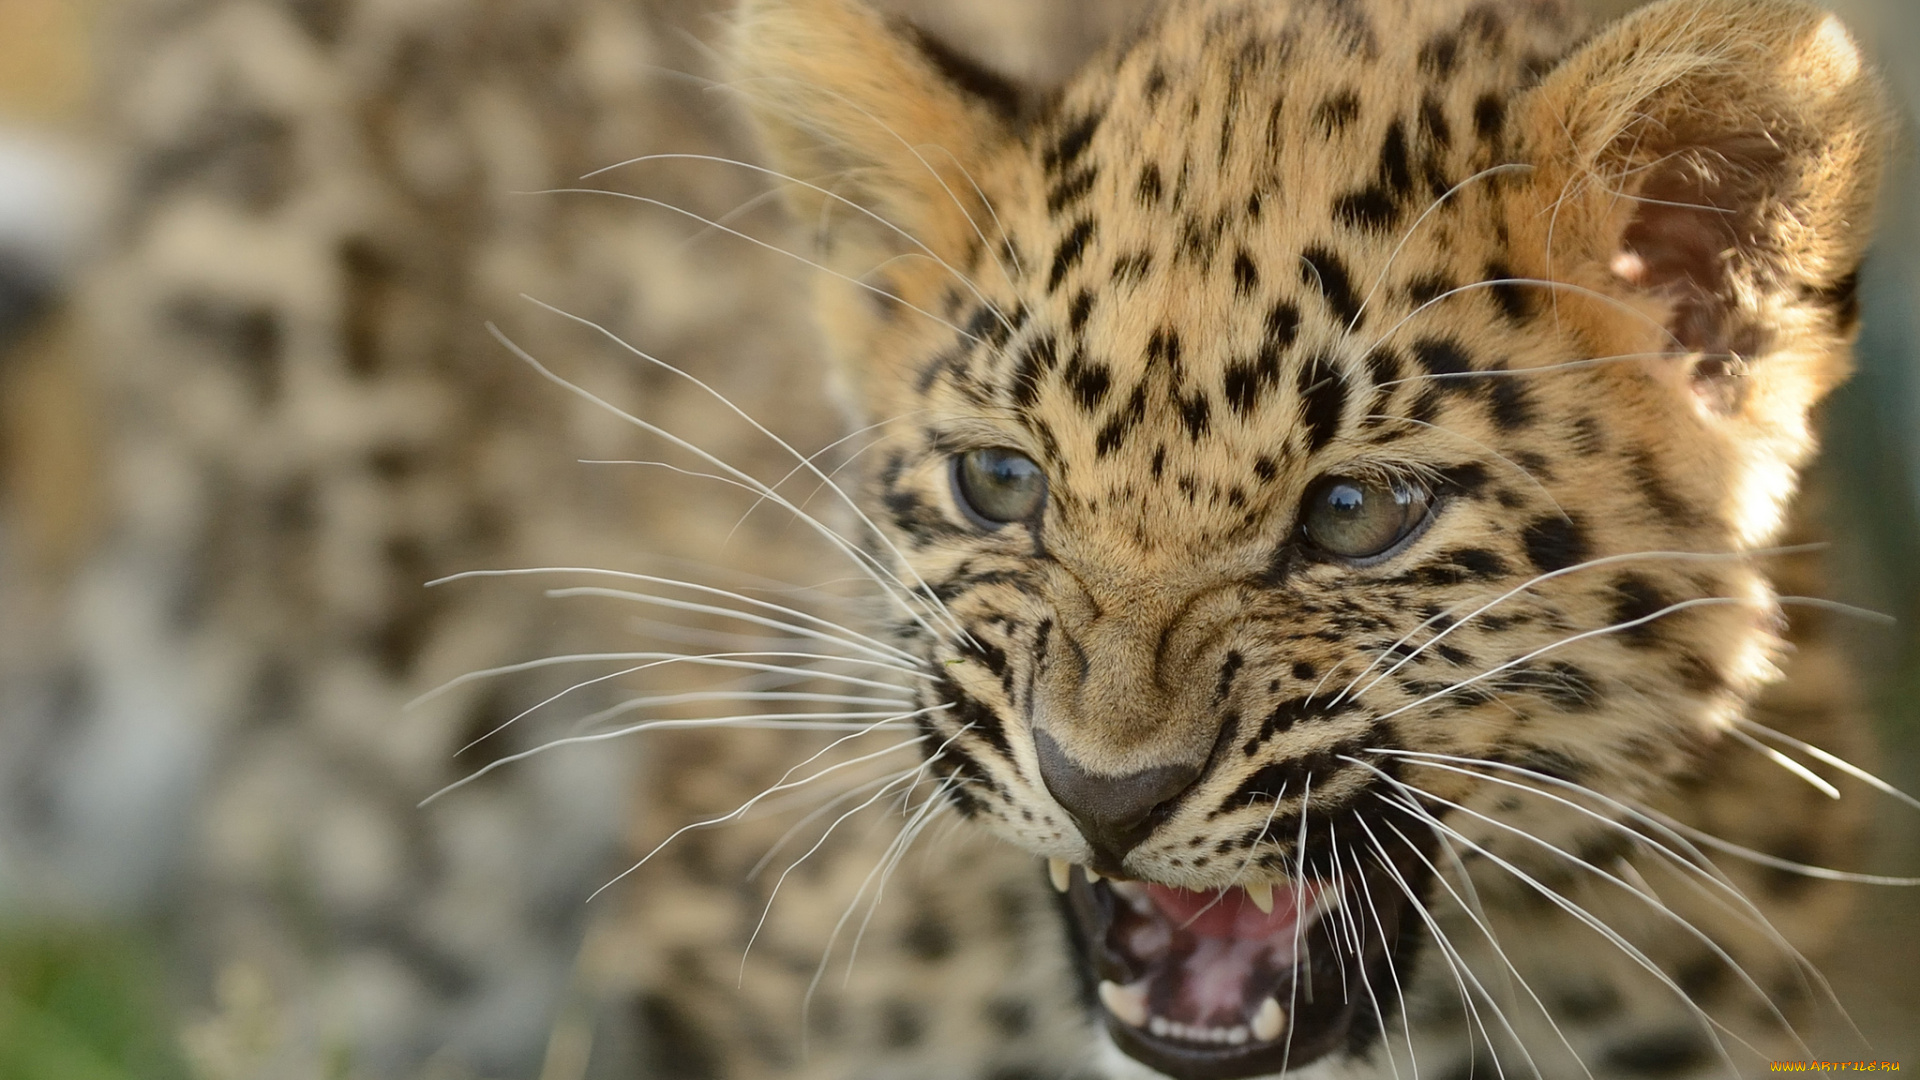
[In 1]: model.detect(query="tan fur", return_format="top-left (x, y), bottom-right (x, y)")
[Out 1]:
top-left (730, 0), bottom-right (1891, 1074)
top-left (8, 0), bottom-right (1893, 1077)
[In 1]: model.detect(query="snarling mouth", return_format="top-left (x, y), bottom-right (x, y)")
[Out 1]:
top-left (1053, 862), bottom-right (1413, 1080)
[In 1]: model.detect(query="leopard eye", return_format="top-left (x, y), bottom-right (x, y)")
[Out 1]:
top-left (953, 448), bottom-right (1047, 527)
top-left (1300, 475), bottom-right (1432, 560)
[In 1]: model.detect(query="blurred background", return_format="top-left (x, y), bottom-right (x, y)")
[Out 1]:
top-left (0, 0), bottom-right (1912, 1077)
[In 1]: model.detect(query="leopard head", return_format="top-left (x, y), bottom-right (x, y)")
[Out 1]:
top-left (732, 0), bottom-right (1886, 1074)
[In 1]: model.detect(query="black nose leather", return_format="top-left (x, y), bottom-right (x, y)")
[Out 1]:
top-left (1034, 729), bottom-right (1202, 868)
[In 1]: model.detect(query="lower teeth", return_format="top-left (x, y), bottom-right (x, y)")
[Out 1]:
top-left (1144, 1017), bottom-right (1254, 1045)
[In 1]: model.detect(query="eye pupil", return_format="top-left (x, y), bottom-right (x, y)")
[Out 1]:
top-left (954, 448), bottom-right (1047, 526)
top-left (1302, 475), bottom-right (1431, 559)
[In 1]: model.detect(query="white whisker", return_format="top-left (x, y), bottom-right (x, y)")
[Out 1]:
top-left (483, 326), bottom-right (962, 647)
top-left (1347, 162), bottom-right (1536, 332)
top-left (434, 566), bottom-right (917, 665)
top-left (592, 718), bottom-right (940, 903)
top-left (579, 153), bottom-right (1016, 328)
top-left (421, 710), bottom-right (919, 807)
top-left (1736, 717), bottom-right (1920, 815)
top-left (514, 299), bottom-right (974, 645)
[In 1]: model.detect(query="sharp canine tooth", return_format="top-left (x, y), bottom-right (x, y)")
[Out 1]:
top-left (1049, 859), bottom-right (1071, 893)
top-left (1245, 881), bottom-right (1274, 914)
top-left (1252, 997), bottom-right (1286, 1042)
top-left (1097, 981), bottom-right (1148, 1028)
top-left (1084, 866), bottom-right (1103, 884)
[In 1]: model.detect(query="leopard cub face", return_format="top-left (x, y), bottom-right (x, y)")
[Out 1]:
top-left (734, 0), bottom-right (1885, 1074)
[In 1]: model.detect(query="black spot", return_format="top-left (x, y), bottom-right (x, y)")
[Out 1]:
top-left (1265, 96), bottom-right (1287, 150)
top-left (1335, 185), bottom-right (1401, 231)
top-left (880, 999), bottom-right (925, 1048)
top-left (1148, 327), bottom-right (1182, 375)
top-left (1554, 982), bottom-right (1623, 1022)
top-left (1406, 273), bottom-right (1454, 306)
top-left (1313, 90), bottom-right (1361, 137)
top-left (905, 25), bottom-right (1029, 123)
top-left (1441, 547), bottom-right (1507, 579)
top-left (1430, 462), bottom-right (1490, 497)
top-left (1230, 736), bottom-right (1362, 802)
top-left (1356, 351), bottom-right (1402, 406)
top-left (1419, 94), bottom-right (1452, 147)
top-left (1600, 1030), bottom-right (1712, 1076)
top-left (288, 0), bottom-right (347, 44)
top-left (1411, 337), bottom-right (1473, 378)
top-left (1521, 515), bottom-right (1589, 574)
top-left (1407, 386), bottom-right (1442, 426)
top-left (1610, 574), bottom-right (1671, 646)
top-left (985, 997), bottom-right (1033, 1038)
top-left (1137, 163), bottom-right (1164, 206)
top-left (1570, 414), bottom-right (1606, 455)
top-left (637, 994), bottom-right (720, 1080)
top-left (1010, 334), bottom-right (1056, 408)
top-left (1224, 347), bottom-right (1282, 416)
top-left (1233, 250), bottom-right (1259, 296)
top-left (1377, 120), bottom-right (1413, 198)
top-left (1253, 456), bottom-right (1279, 482)
top-left (1487, 378), bottom-right (1534, 430)
top-left (1047, 166), bottom-right (1098, 214)
top-left (1812, 270), bottom-right (1861, 333)
top-left (1418, 32), bottom-right (1459, 77)
top-left (1047, 218), bottom-right (1096, 292)
top-left (1214, 651), bottom-right (1246, 704)
top-left (1629, 449), bottom-right (1694, 523)
top-left (1472, 93), bottom-right (1506, 141)
top-left (1044, 112), bottom-right (1103, 173)
top-left (1675, 954), bottom-right (1728, 999)
top-left (1295, 353), bottom-right (1348, 453)
top-left (1144, 65), bottom-right (1169, 104)
top-left (1300, 247), bottom-right (1362, 326)
top-left (1291, 661), bottom-right (1316, 681)
top-left (170, 297), bottom-right (285, 404)
top-left (1484, 261), bottom-right (1533, 321)
top-left (1111, 250), bottom-right (1154, 283)
top-left (1068, 290), bottom-right (1095, 334)
top-left (1179, 393), bottom-right (1212, 441)
top-left (1266, 301), bottom-right (1301, 347)
top-left (901, 911), bottom-right (956, 960)
top-left (1095, 384), bottom-right (1149, 457)
top-left (1067, 353), bottom-right (1113, 407)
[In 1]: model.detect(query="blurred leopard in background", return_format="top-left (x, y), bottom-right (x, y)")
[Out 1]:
top-left (0, 0), bottom-right (1910, 1078)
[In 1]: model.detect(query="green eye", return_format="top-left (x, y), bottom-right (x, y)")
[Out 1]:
top-left (953, 448), bottom-right (1047, 527)
top-left (1301, 476), bottom-right (1432, 559)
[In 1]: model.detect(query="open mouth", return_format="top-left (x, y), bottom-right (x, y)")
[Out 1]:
top-left (1052, 860), bottom-right (1414, 1080)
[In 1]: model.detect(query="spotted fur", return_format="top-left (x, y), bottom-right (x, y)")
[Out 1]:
top-left (5, 0), bottom-right (1893, 1077)
top-left (727, 0), bottom-right (1891, 1075)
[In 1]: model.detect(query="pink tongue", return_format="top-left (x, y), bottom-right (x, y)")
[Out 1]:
top-left (1145, 883), bottom-right (1308, 940)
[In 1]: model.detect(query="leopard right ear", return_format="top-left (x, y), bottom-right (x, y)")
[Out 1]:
top-left (729, 0), bottom-right (1033, 269)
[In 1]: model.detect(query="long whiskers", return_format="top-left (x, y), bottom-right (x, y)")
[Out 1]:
top-left (1328, 545), bottom-right (1825, 711)
top-left (1353, 760), bottom-right (1800, 1065)
top-left (577, 153), bottom-right (1018, 334)
top-left (511, 298), bottom-right (973, 645)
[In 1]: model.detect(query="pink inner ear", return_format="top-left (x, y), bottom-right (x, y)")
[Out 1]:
top-left (1613, 134), bottom-right (1786, 362)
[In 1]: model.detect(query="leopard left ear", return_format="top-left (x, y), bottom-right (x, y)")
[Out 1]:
top-left (730, 0), bottom-right (1032, 268)
top-left (1512, 0), bottom-right (1889, 413)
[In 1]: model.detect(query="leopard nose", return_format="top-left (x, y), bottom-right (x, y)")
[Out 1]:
top-left (1034, 729), bottom-right (1202, 868)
